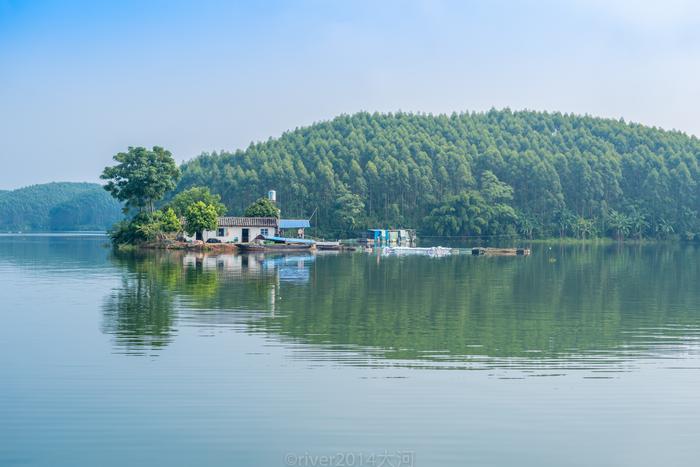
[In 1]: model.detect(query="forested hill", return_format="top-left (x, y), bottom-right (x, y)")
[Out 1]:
top-left (0, 182), bottom-right (122, 231)
top-left (177, 110), bottom-right (700, 239)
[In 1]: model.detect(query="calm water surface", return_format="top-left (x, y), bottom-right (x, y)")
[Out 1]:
top-left (2, 236), bottom-right (700, 466)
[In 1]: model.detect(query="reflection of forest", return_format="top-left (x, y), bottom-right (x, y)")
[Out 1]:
top-left (102, 251), bottom-right (312, 354)
top-left (102, 245), bottom-right (700, 365)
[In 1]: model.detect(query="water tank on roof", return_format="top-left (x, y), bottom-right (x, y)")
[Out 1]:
top-left (267, 190), bottom-right (277, 202)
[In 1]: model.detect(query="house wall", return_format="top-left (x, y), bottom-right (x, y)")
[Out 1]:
top-left (183, 226), bottom-right (274, 243)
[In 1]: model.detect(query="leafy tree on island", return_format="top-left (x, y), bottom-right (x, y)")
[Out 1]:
top-left (184, 201), bottom-right (219, 240)
top-left (168, 187), bottom-right (226, 217)
top-left (101, 146), bottom-right (180, 213)
top-left (109, 208), bottom-right (182, 244)
top-left (134, 208), bottom-right (182, 241)
top-left (160, 208), bottom-right (182, 233)
top-left (244, 197), bottom-right (280, 218)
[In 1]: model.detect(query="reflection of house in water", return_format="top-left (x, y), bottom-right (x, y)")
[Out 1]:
top-left (262, 255), bottom-right (314, 283)
top-left (183, 252), bottom-right (263, 273)
top-left (182, 252), bottom-right (314, 283)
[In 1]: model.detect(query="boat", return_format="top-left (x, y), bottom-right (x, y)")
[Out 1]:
top-left (381, 246), bottom-right (452, 257)
top-left (236, 234), bottom-right (316, 252)
top-left (316, 241), bottom-right (342, 251)
top-left (236, 243), bottom-right (315, 252)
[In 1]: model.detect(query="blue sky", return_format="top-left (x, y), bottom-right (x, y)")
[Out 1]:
top-left (1, 0), bottom-right (700, 189)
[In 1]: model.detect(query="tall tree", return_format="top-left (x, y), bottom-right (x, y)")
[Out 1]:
top-left (184, 202), bottom-right (218, 240)
top-left (101, 146), bottom-right (180, 213)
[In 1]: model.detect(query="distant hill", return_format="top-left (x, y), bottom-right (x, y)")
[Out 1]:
top-left (0, 182), bottom-right (122, 231)
top-left (177, 110), bottom-right (700, 239)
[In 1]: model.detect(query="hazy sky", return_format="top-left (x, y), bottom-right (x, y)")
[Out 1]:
top-left (2, 0), bottom-right (700, 189)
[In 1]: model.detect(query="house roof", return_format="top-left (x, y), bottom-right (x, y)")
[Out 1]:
top-left (218, 217), bottom-right (278, 227)
top-left (279, 219), bottom-right (311, 229)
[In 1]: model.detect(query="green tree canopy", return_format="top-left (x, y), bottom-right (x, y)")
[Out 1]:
top-left (101, 146), bottom-right (180, 213)
top-left (0, 182), bottom-right (122, 232)
top-left (335, 189), bottom-right (365, 230)
top-left (170, 111), bottom-right (700, 239)
top-left (184, 201), bottom-right (218, 238)
top-left (160, 208), bottom-right (182, 233)
top-left (243, 197), bottom-right (280, 218)
top-left (168, 186), bottom-right (226, 217)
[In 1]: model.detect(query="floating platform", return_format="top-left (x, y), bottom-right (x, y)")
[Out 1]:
top-left (471, 247), bottom-right (531, 256)
top-left (382, 246), bottom-right (452, 257)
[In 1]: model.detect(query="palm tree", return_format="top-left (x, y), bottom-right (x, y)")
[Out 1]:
top-left (629, 210), bottom-right (648, 241)
top-left (608, 209), bottom-right (631, 241)
top-left (655, 218), bottom-right (674, 239)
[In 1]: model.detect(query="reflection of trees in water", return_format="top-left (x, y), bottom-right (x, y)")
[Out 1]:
top-left (102, 250), bottom-right (282, 354)
top-left (102, 245), bottom-right (700, 365)
top-left (102, 272), bottom-right (176, 354)
top-left (102, 252), bottom-right (183, 354)
top-left (249, 245), bottom-right (700, 363)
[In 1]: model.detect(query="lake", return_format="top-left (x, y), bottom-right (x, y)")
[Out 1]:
top-left (2, 235), bottom-right (700, 466)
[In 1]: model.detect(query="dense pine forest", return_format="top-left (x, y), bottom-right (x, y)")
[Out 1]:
top-left (0, 182), bottom-right (123, 231)
top-left (175, 110), bottom-right (700, 240)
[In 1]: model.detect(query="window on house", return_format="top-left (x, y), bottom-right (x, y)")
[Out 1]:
top-left (260, 228), bottom-right (269, 236)
top-left (217, 228), bottom-right (225, 237)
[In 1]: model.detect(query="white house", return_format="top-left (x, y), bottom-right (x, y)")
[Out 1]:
top-left (183, 217), bottom-right (278, 243)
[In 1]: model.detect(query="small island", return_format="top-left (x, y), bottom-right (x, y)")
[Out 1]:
top-left (100, 146), bottom-right (310, 251)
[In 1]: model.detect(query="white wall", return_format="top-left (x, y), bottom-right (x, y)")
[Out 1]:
top-left (183, 226), bottom-right (274, 243)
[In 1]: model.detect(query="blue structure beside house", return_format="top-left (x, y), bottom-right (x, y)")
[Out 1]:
top-left (279, 219), bottom-right (311, 238)
top-left (279, 219), bottom-right (311, 229)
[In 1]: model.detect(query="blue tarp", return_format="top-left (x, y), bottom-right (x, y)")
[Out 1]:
top-left (279, 219), bottom-right (311, 229)
top-left (261, 235), bottom-right (315, 245)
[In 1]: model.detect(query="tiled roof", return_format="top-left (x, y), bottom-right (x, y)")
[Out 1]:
top-left (217, 217), bottom-right (278, 227)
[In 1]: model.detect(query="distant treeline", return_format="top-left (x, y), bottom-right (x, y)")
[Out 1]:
top-left (175, 110), bottom-right (700, 240)
top-left (0, 182), bottom-right (122, 231)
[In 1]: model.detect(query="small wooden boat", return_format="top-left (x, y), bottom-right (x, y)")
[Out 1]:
top-left (237, 234), bottom-right (316, 252)
top-left (316, 241), bottom-right (342, 251)
top-left (236, 243), bottom-right (316, 252)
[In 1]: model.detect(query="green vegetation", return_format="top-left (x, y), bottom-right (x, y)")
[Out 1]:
top-left (100, 146), bottom-right (221, 246)
top-left (101, 146), bottom-right (181, 214)
top-left (183, 201), bottom-right (218, 239)
top-left (167, 186), bottom-right (226, 217)
top-left (0, 182), bottom-right (122, 231)
top-left (243, 197), bottom-right (280, 218)
top-left (175, 110), bottom-right (700, 240)
top-left (108, 208), bottom-right (181, 244)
